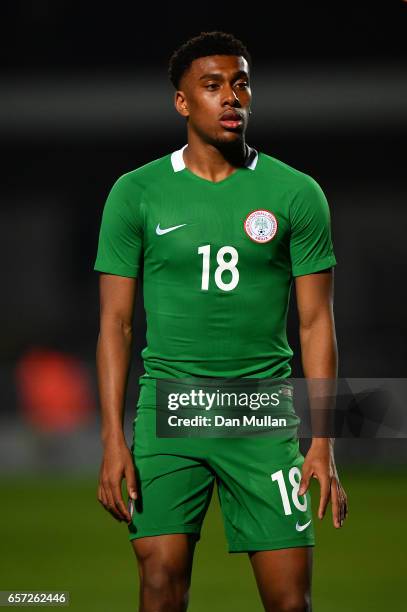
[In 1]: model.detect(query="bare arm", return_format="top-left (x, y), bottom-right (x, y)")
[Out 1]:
top-left (96, 273), bottom-right (138, 523)
top-left (295, 269), bottom-right (348, 528)
top-left (296, 269), bottom-right (337, 380)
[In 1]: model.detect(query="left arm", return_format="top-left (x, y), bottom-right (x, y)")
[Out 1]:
top-left (295, 269), bottom-right (348, 528)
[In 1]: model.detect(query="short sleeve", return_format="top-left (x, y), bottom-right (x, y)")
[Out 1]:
top-left (93, 175), bottom-right (143, 278)
top-left (289, 177), bottom-right (337, 277)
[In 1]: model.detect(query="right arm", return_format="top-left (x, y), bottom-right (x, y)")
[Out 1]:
top-left (96, 272), bottom-right (138, 523)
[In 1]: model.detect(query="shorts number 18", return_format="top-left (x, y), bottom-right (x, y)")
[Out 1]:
top-left (271, 467), bottom-right (307, 515)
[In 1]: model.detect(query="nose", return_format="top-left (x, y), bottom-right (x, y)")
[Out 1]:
top-left (223, 84), bottom-right (240, 106)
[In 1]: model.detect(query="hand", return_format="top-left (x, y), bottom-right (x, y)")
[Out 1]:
top-left (298, 439), bottom-right (348, 528)
top-left (97, 439), bottom-right (138, 523)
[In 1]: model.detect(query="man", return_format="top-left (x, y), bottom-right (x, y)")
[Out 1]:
top-left (94, 31), bottom-right (348, 612)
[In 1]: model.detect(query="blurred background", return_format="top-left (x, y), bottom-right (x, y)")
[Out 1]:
top-left (1, 2), bottom-right (406, 611)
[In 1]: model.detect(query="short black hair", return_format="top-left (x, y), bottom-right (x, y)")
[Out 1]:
top-left (168, 31), bottom-right (252, 90)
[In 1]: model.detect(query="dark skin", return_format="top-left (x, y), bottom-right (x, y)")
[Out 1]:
top-left (175, 54), bottom-right (252, 181)
top-left (96, 54), bottom-right (348, 611)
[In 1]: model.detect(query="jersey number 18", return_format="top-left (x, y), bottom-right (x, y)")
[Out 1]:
top-left (198, 244), bottom-right (239, 291)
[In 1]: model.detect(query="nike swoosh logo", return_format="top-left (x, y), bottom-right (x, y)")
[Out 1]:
top-left (296, 519), bottom-right (312, 532)
top-left (156, 223), bottom-right (187, 235)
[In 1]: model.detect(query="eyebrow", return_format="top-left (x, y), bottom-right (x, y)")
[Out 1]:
top-left (198, 70), bottom-right (249, 81)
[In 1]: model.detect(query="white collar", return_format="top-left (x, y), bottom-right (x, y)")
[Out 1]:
top-left (171, 143), bottom-right (259, 173)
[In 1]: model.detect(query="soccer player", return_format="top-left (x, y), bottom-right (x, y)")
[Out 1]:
top-left (94, 31), bottom-right (348, 612)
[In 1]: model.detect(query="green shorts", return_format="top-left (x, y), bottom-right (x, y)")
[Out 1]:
top-left (127, 404), bottom-right (315, 553)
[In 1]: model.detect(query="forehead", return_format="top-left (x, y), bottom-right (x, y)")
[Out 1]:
top-left (186, 54), bottom-right (249, 82)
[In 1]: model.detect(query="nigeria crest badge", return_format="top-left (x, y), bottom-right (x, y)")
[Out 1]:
top-left (244, 209), bottom-right (278, 243)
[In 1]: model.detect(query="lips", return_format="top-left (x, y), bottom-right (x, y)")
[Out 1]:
top-left (219, 110), bottom-right (244, 130)
top-left (220, 110), bottom-right (243, 121)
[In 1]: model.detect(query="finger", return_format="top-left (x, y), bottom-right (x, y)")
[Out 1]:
top-left (341, 492), bottom-right (348, 522)
top-left (125, 462), bottom-right (138, 501)
top-left (97, 484), bottom-right (105, 507)
top-left (127, 496), bottom-right (135, 525)
top-left (104, 481), bottom-right (124, 522)
top-left (339, 485), bottom-right (346, 525)
top-left (331, 479), bottom-right (341, 528)
top-left (100, 483), bottom-right (120, 521)
top-left (336, 481), bottom-right (347, 524)
top-left (341, 499), bottom-right (347, 524)
top-left (298, 465), bottom-right (312, 496)
top-left (337, 484), bottom-right (347, 527)
top-left (99, 484), bottom-right (109, 509)
top-left (98, 472), bottom-right (108, 507)
top-left (111, 481), bottom-right (131, 522)
top-left (318, 476), bottom-right (331, 519)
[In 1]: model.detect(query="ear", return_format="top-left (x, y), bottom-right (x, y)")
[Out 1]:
top-left (174, 91), bottom-right (189, 118)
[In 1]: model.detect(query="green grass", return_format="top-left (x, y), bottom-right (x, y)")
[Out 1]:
top-left (0, 467), bottom-right (406, 611)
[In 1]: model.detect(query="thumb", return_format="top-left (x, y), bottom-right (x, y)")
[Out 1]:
top-left (125, 463), bottom-right (138, 500)
top-left (298, 469), bottom-right (311, 496)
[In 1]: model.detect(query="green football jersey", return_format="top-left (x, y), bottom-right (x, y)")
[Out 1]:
top-left (94, 143), bottom-right (336, 406)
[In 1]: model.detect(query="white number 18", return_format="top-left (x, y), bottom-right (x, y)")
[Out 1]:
top-left (271, 467), bottom-right (308, 515)
top-left (198, 244), bottom-right (239, 291)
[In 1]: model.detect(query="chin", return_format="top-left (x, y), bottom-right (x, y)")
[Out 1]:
top-left (214, 131), bottom-right (244, 146)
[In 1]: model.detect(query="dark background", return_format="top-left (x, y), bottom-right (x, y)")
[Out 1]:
top-left (1, 4), bottom-right (406, 611)
top-left (2, 3), bottom-right (406, 384)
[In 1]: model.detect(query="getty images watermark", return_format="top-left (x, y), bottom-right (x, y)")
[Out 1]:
top-left (166, 385), bottom-right (291, 430)
top-left (154, 377), bottom-right (407, 438)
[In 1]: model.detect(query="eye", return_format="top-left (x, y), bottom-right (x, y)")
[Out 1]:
top-left (205, 83), bottom-right (218, 90)
top-left (237, 82), bottom-right (249, 89)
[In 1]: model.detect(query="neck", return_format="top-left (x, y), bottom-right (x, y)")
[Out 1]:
top-left (183, 133), bottom-right (248, 183)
